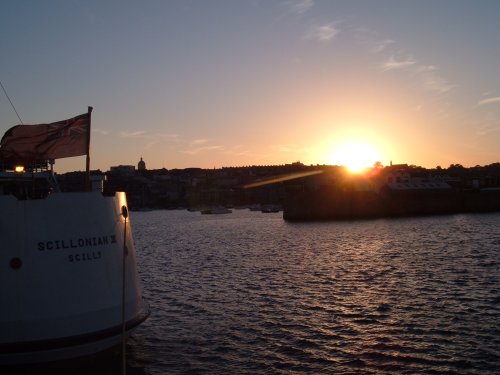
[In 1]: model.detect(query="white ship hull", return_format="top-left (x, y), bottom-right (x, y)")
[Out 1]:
top-left (0, 191), bottom-right (149, 364)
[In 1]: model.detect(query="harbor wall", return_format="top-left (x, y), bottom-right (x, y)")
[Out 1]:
top-left (283, 189), bottom-right (500, 221)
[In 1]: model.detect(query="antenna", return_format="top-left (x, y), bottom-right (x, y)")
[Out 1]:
top-left (0, 80), bottom-right (23, 124)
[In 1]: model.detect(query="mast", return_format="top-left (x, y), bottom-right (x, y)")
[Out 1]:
top-left (85, 106), bottom-right (93, 191)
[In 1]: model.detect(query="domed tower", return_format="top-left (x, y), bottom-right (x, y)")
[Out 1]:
top-left (138, 157), bottom-right (146, 171)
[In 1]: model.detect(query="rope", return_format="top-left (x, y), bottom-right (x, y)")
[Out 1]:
top-left (121, 205), bottom-right (129, 375)
top-left (0, 80), bottom-right (23, 124)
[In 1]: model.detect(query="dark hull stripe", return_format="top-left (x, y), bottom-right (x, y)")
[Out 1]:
top-left (0, 309), bottom-right (149, 354)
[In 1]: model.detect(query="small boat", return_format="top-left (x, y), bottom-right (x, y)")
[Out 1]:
top-left (261, 204), bottom-right (281, 213)
top-left (201, 207), bottom-right (232, 214)
top-left (0, 109), bottom-right (149, 364)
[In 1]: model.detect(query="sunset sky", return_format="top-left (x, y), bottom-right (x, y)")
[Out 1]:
top-left (1, 0), bottom-right (500, 172)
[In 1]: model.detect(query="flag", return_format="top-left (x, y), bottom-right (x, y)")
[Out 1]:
top-left (0, 112), bottom-right (90, 163)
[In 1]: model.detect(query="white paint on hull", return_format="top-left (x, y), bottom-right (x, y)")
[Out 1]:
top-left (0, 191), bottom-right (149, 364)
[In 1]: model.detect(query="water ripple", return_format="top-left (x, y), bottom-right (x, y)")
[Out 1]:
top-left (129, 211), bottom-right (500, 374)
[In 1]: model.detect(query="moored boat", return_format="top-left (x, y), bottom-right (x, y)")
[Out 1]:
top-left (0, 109), bottom-right (149, 364)
top-left (261, 204), bottom-right (281, 213)
top-left (201, 206), bottom-right (232, 214)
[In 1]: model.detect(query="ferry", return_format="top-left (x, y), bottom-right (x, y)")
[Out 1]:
top-left (0, 109), bottom-right (149, 364)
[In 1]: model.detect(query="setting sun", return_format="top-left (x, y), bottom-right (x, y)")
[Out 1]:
top-left (329, 141), bottom-right (381, 173)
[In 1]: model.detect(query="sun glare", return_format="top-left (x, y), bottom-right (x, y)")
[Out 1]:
top-left (329, 141), bottom-right (381, 173)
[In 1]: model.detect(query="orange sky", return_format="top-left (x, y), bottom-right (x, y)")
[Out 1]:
top-left (2, 1), bottom-right (500, 172)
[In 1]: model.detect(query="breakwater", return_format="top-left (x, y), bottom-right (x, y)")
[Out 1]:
top-left (284, 188), bottom-right (500, 221)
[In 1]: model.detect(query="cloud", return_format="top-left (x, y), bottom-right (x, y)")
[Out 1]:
top-left (222, 145), bottom-right (251, 156)
top-left (289, 0), bottom-right (314, 15)
top-left (272, 143), bottom-right (312, 154)
top-left (181, 139), bottom-right (224, 155)
top-left (381, 58), bottom-right (454, 94)
top-left (304, 23), bottom-right (339, 42)
top-left (118, 131), bottom-right (182, 150)
top-left (92, 128), bottom-right (109, 136)
top-left (413, 65), bottom-right (455, 93)
top-left (145, 140), bottom-right (160, 149)
top-left (356, 25), bottom-right (458, 99)
top-left (468, 106), bottom-right (500, 137)
top-left (278, 145), bottom-right (293, 152)
top-left (419, 69), bottom-right (455, 94)
top-left (353, 27), bottom-right (395, 54)
top-left (381, 56), bottom-right (416, 71)
top-left (182, 145), bottom-right (223, 155)
top-left (190, 139), bottom-right (209, 145)
top-left (478, 97), bottom-right (500, 106)
top-left (477, 124), bottom-right (500, 136)
top-left (372, 39), bottom-right (395, 53)
top-left (120, 130), bottom-right (147, 138)
top-left (475, 113), bottom-right (500, 136)
top-left (157, 132), bottom-right (179, 139)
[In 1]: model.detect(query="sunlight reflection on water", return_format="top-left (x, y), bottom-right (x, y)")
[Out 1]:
top-left (130, 210), bottom-right (500, 374)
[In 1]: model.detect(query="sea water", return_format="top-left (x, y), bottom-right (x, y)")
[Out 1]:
top-left (125, 210), bottom-right (500, 374)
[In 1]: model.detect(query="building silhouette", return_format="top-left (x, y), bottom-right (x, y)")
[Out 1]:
top-left (138, 157), bottom-right (146, 171)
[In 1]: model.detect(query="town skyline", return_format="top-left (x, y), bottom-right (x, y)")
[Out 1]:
top-left (101, 156), bottom-right (498, 173)
top-left (2, 1), bottom-right (500, 173)
top-left (57, 156), bottom-right (499, 212)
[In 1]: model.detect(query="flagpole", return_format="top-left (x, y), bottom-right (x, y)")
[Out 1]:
top-left (85, 106), bottom-right (93, 191)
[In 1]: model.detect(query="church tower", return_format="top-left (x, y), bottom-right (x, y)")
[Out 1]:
top-left (138, 157), bottom-right (146, 171)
